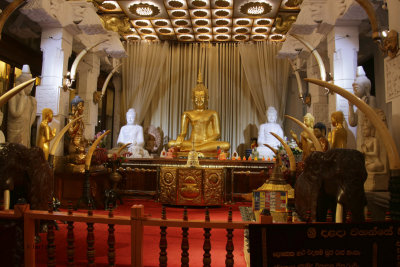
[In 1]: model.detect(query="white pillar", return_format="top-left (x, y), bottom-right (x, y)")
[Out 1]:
top-left (387, 0), bottom-right (400, 152)
top-left (76, 53), bottom-right (100, 141)
top-left (36, 28), bottom-right (73, 156)
top-left (327, 25), bottom-right (359, 149)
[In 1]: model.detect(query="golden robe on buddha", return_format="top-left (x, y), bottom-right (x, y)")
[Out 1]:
top-left (168, 73), bottom-right (230, 153)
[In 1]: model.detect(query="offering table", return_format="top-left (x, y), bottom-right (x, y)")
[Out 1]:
top-left (120, 158), bottom-right (274, 203)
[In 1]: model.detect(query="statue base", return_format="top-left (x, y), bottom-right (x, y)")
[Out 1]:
top-left (365, 172), bottom-right (389, 191)
top-left (177, 151), bottom-right (219, 159)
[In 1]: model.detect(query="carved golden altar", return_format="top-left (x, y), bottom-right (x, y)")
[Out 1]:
top-left (159, 166), bottom-right (224, 206)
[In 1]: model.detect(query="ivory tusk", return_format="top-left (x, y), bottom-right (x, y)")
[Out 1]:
top-left (290, 34), bottom-right (326, 82)
top-left (0, 78), bottom-right (36, 107)
top-left (0, 0), bottom-right (25, 40)
top-left (355, 0), bottom-right (380, 41)
top-left (69, 39), bottom-right (108, 81)
top-left (336, 203), bottom-right (343, 223)
top-left (285, 115), bottom-right (323, 152)
top-left (101, 63), bottom-right (122, 97)
top-left (3, 190), bottom-right (10, 210)
top-left (264, 143), bottom-right (277, 155)
top-left (271, 132), bottom-right (296, 172)
top-left (288, 59), bottom-right (304, 100)
top-left (305, 78), bottom-right (400, 170)
top-left (117, 143), bottom-right (131, 157)
top-left (85, 130), bottom-right (110, 170)
top-left (49, 116), bottom-right (83, 158)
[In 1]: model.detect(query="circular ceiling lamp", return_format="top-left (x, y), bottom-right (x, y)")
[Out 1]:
top-left (178, 28), bottom-right (192, 33)
top-left (215, 0), bottom-right (230, 7)
top-left (240, 2), bottom-right (272, 16)
top-left (145, 35), bottom-right (158, 41)
top-left (270, 34), bottom-right (285, 41)
top-left (101, 1), bottom-right (117, 10)
top-left (129, 3), bottom-right (160, 17)
top-left (215, 18), bottom-right (230, 26)
top-left (158, 28), bottom-right (173, 34)
top-left (214, 9), bottom-right (230, 17)
top-left (134, 20), bottom-right (150, 27)
top-left (192, 0), bottom-right (207, 7)
top-left (168, 0), bottom-right (184, 8)
top-left (171, 10), bottom-right (187, 17)
top-left (252, 35), bottom-right (266, 41)
top-left (215, 27), bottom-right (229, 33)
top-left (179, 35), bottom-right (194, 41)
top-left (235, 27), bottom-right (249, 34)
top-left (254, 27), bottom-right (269, 33)
top-left (235, 19), bottom-right (251, 26)
top-left (255, 19), bottom-right (271, 26)
top-left (216, 35), bottom-right (229, 40)
top-left (234, 35), bottom-right (247, 41)
top-left (196, 27), bottom-right (210, 33)
top-left (197, 34), bottom-right (211, 40)
top-left (193, 10), bottom-right (208, 17)
top-left (154, 20), bottom-right (169, 26)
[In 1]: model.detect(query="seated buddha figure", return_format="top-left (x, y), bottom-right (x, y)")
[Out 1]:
top-left (257, 106), bottom-right (284, 160)
top-left (168, 74), bottom-right (230, 154)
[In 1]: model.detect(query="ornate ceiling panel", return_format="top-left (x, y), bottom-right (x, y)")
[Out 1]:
top-left (96, 0), bottom-right (302, 42)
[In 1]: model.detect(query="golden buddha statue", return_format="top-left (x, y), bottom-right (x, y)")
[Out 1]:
top-left (168, 72), bottom-right (230, 155)
top-left (37, 108), bottom-right (56, 160)
top-left (290, 113), bottom-right (315, 160)
top-left (328, 111), bottom-right (347, 149)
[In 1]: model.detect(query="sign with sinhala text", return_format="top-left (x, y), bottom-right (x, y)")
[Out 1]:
top-left (249, 222), bottom-right (400, 267)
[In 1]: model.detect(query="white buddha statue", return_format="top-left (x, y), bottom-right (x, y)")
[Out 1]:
top-left (7, 65), bottom-right (37, 148)
top-left (257, 106), bottom-right (284, 160)
top-left (117, 108), bottom-right (150, 158)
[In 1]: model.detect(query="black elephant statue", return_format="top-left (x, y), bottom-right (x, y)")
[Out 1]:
top-left (295, 149), bottom-right (367, 222)
top-left (0, 143), bottom-right (53, 210)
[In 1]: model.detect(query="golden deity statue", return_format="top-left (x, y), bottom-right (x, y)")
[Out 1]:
top-left (328, 111), bottom-right (347, 149)
top-left (290, 113), bottom-right (315, 160)
top-left (37, 108), bottom-right (56, 160)
top-left (168, 72), bottom-right (230, 155)
top-left (68, 95), bottom-right (86, 165)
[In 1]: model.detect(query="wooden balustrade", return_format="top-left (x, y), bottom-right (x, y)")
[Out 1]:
top-left (1, 203), bottom-right (254, 267)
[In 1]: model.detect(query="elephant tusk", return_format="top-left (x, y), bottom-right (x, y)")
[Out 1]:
top-left (354, 0), bottom-right (380, 42)
top-left (305, 78), bottom-right (400, 171)
top-left (69, 39), bottom-right (108, 82)
top-left (264, 143), bottom-right (277, 155)
top-left (117, 143), bottom-right (131, 157)
top-left (270, 132), bottom-right (296, 172)
top-left (100, 63), bottom-right (122, 97)
top-left (0, 0), bottom-right (25, 40)
top-left (85, 130), bottom-right (110, 171)
top-left (3, 189), bottom-right (10, 210)
top-left (0, 78), bottom-right (36, 107)
top-left (285, 114), bottom-right (323, 152)
top-left (336, 203), bottom-right (343, 223)
top-left (288, 59), bottom-right (304, 101)
top-left (290, 34), bottom-right (326, 82)
top-left (49, 116), bottom-right (83, 159)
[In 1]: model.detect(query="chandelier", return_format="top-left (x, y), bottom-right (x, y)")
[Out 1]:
top-left (129, 3), bottom-right (160, 17)
top-left (240, 2), bottom-right (272, 16)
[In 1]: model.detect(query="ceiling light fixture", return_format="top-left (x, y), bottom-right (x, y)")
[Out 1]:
top-left (129, 3), bottom-right (160, 17)
top-left (240, 2), bottom-right (272, 16)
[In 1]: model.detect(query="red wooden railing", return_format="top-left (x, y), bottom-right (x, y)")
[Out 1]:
top-left (0, 203), bottom-right (253, 267)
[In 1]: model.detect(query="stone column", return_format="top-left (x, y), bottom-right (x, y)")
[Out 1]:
top-left (76, 53), bottom-right (100, 141)
top-left (327, 25), bottom-right (359, 149)
top-left (36, 28), bottom-right (73, 156)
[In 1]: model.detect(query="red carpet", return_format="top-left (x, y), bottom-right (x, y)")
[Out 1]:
top-left (36, 199), bottom-right (250, 266)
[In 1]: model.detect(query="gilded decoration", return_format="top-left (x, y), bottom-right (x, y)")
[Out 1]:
top-left (274, 14), bottom-right (298, 34)
top-left (159, 167), bottom-right (177, 203)
top-left (177, 169), bottom-right (202, 205)
top-left (204, 169), bottom-right (224, 205)
top-left (101, 15), bottom-right (132, 35)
